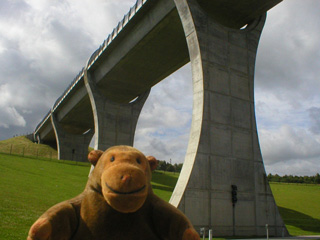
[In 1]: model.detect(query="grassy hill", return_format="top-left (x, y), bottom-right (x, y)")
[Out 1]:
top-left (0, 136), bottom-right (58, 159)
top-left (0, 153), bottom-right (319, 239)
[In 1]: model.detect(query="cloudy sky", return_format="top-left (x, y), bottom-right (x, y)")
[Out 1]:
top-left (0, 0), bottom-right (319, 176)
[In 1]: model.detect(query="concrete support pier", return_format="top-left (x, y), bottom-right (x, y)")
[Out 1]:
top-left (84, 70), bottom-right (150, 151)
top-left (51, 112), bottom-right (94, 162)
top-left (170, 0), bottom-right (288, 237)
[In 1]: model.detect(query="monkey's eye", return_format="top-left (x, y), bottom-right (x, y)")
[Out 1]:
top-left (136, 158), bottom-right (141, 164)
top-left (110, 156), bottom-right (115, 162)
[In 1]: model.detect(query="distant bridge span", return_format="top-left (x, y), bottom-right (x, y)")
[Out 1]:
top-left (34, 0), bottom-right (189, 147)
top-left (34, 0), bottom-right (287, 237)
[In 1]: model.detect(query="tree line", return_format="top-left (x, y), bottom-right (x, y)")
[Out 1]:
top-left (155, 159), bottom-right (320, 184)
top-left (267, 173), bottom-right (320, 184)
top-left (156, 160), bottom-right (183, 173)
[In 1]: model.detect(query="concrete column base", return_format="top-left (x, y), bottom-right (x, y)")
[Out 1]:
top-left (51, 112), bottom-right (94, 162)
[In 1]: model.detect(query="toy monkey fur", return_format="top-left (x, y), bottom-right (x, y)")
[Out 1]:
top-left (28, 145), bottom-right (200, 240)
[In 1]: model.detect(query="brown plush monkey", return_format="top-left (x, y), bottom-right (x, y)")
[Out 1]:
top-left (28, 145), bottom-right (200, 240)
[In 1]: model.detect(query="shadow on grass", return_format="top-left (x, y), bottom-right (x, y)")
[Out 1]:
top-left (151, 171), bottom-right (179, 187)
top-left (151, 184), bottom-right (174, 192)
top-left (278, 206), bottom-right (320, 234)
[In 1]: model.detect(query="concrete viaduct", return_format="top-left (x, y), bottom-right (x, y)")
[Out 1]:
top-left (33, 0), bottom-right (287, 237)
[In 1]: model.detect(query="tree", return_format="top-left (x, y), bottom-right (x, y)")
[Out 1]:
top-left (315, 173), bottom-right (320, 184)
top-left (166, 165), bottom-right (175, 172)
top-left (157, 160), bottom-right (168, 172)
top-left (174, 163), bottom-right (183, 173)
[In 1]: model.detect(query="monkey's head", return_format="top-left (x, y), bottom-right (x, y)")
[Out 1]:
top-left (88, 146), bottom-right (157, 213)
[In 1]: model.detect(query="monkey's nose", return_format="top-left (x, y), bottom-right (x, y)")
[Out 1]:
top-left (121, 174), bottom-right (131, 184)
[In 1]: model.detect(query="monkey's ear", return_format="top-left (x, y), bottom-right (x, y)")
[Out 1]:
top-left (88, 150), bottom-right (104, 166)
top-left (147, 156), bottom-right (158, 171)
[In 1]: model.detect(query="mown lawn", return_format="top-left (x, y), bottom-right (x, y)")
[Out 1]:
top-left (151, 171), bottom-right (179, 202)
top-left (0, 154), bottom-right (90, 239)
top-left (0, 153), bottom-right (178, 239)
top-left (270, 182), bottom-right (320, 236)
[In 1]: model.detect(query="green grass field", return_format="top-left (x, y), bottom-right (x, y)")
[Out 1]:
top-left (0, 153), bottom-right (179, 239)
top-left (0, 153), bottom-right (319, 239)
top-left (0, 154), bottom-right (90, 239)
top-left (270, 182), bottom-right (320, 236)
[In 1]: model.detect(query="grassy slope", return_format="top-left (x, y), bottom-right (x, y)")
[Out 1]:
top-left (151, 171), bottom-right (179, 202)
top-left (0, 154), bottom-right (90, 239)
top-left (270, 182), bottom-right (320, 236)
top-left (0, 136), bottom-right (58, 159)
top-left (0, 154), bottom-right (179, 239)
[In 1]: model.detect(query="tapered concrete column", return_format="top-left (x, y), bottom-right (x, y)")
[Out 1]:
top-left (171, 0), bottom-right (287, 237)
top-left (34, 133), bottom-right (41, 144)
top-left (84, 70), bottom-right (150, 151)
top-left (51, 112), bottom-right (94, 162)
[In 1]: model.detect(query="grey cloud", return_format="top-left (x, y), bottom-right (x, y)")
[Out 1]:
top-left (253, 1), bottom-right (320, 176)
top-left (0, 42), bottom-right (65, 110)
top-left (149, 138), bottom-right (171, 157)
top-left (308, 107), bottom-right (320, 134)
top-left (260, 125), bottom-right (320, 164)
top-left (0, 106), bottom-right (26, 128)
top-left (135, 133), bottom-right (189, 163)
top-left (265, 157), bottom-right (320, 176)
top-left (47, 19), bottom-right (96, 66)
top-left (255, 0), bottom-right (320, 104)
top-left (0, 0), bottom-right (30, 20)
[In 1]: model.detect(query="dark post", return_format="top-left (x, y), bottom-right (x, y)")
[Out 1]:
top-left (72, 149), bottom-right (75, 161)
top-left (231, 185), bottom-right (238, 236)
